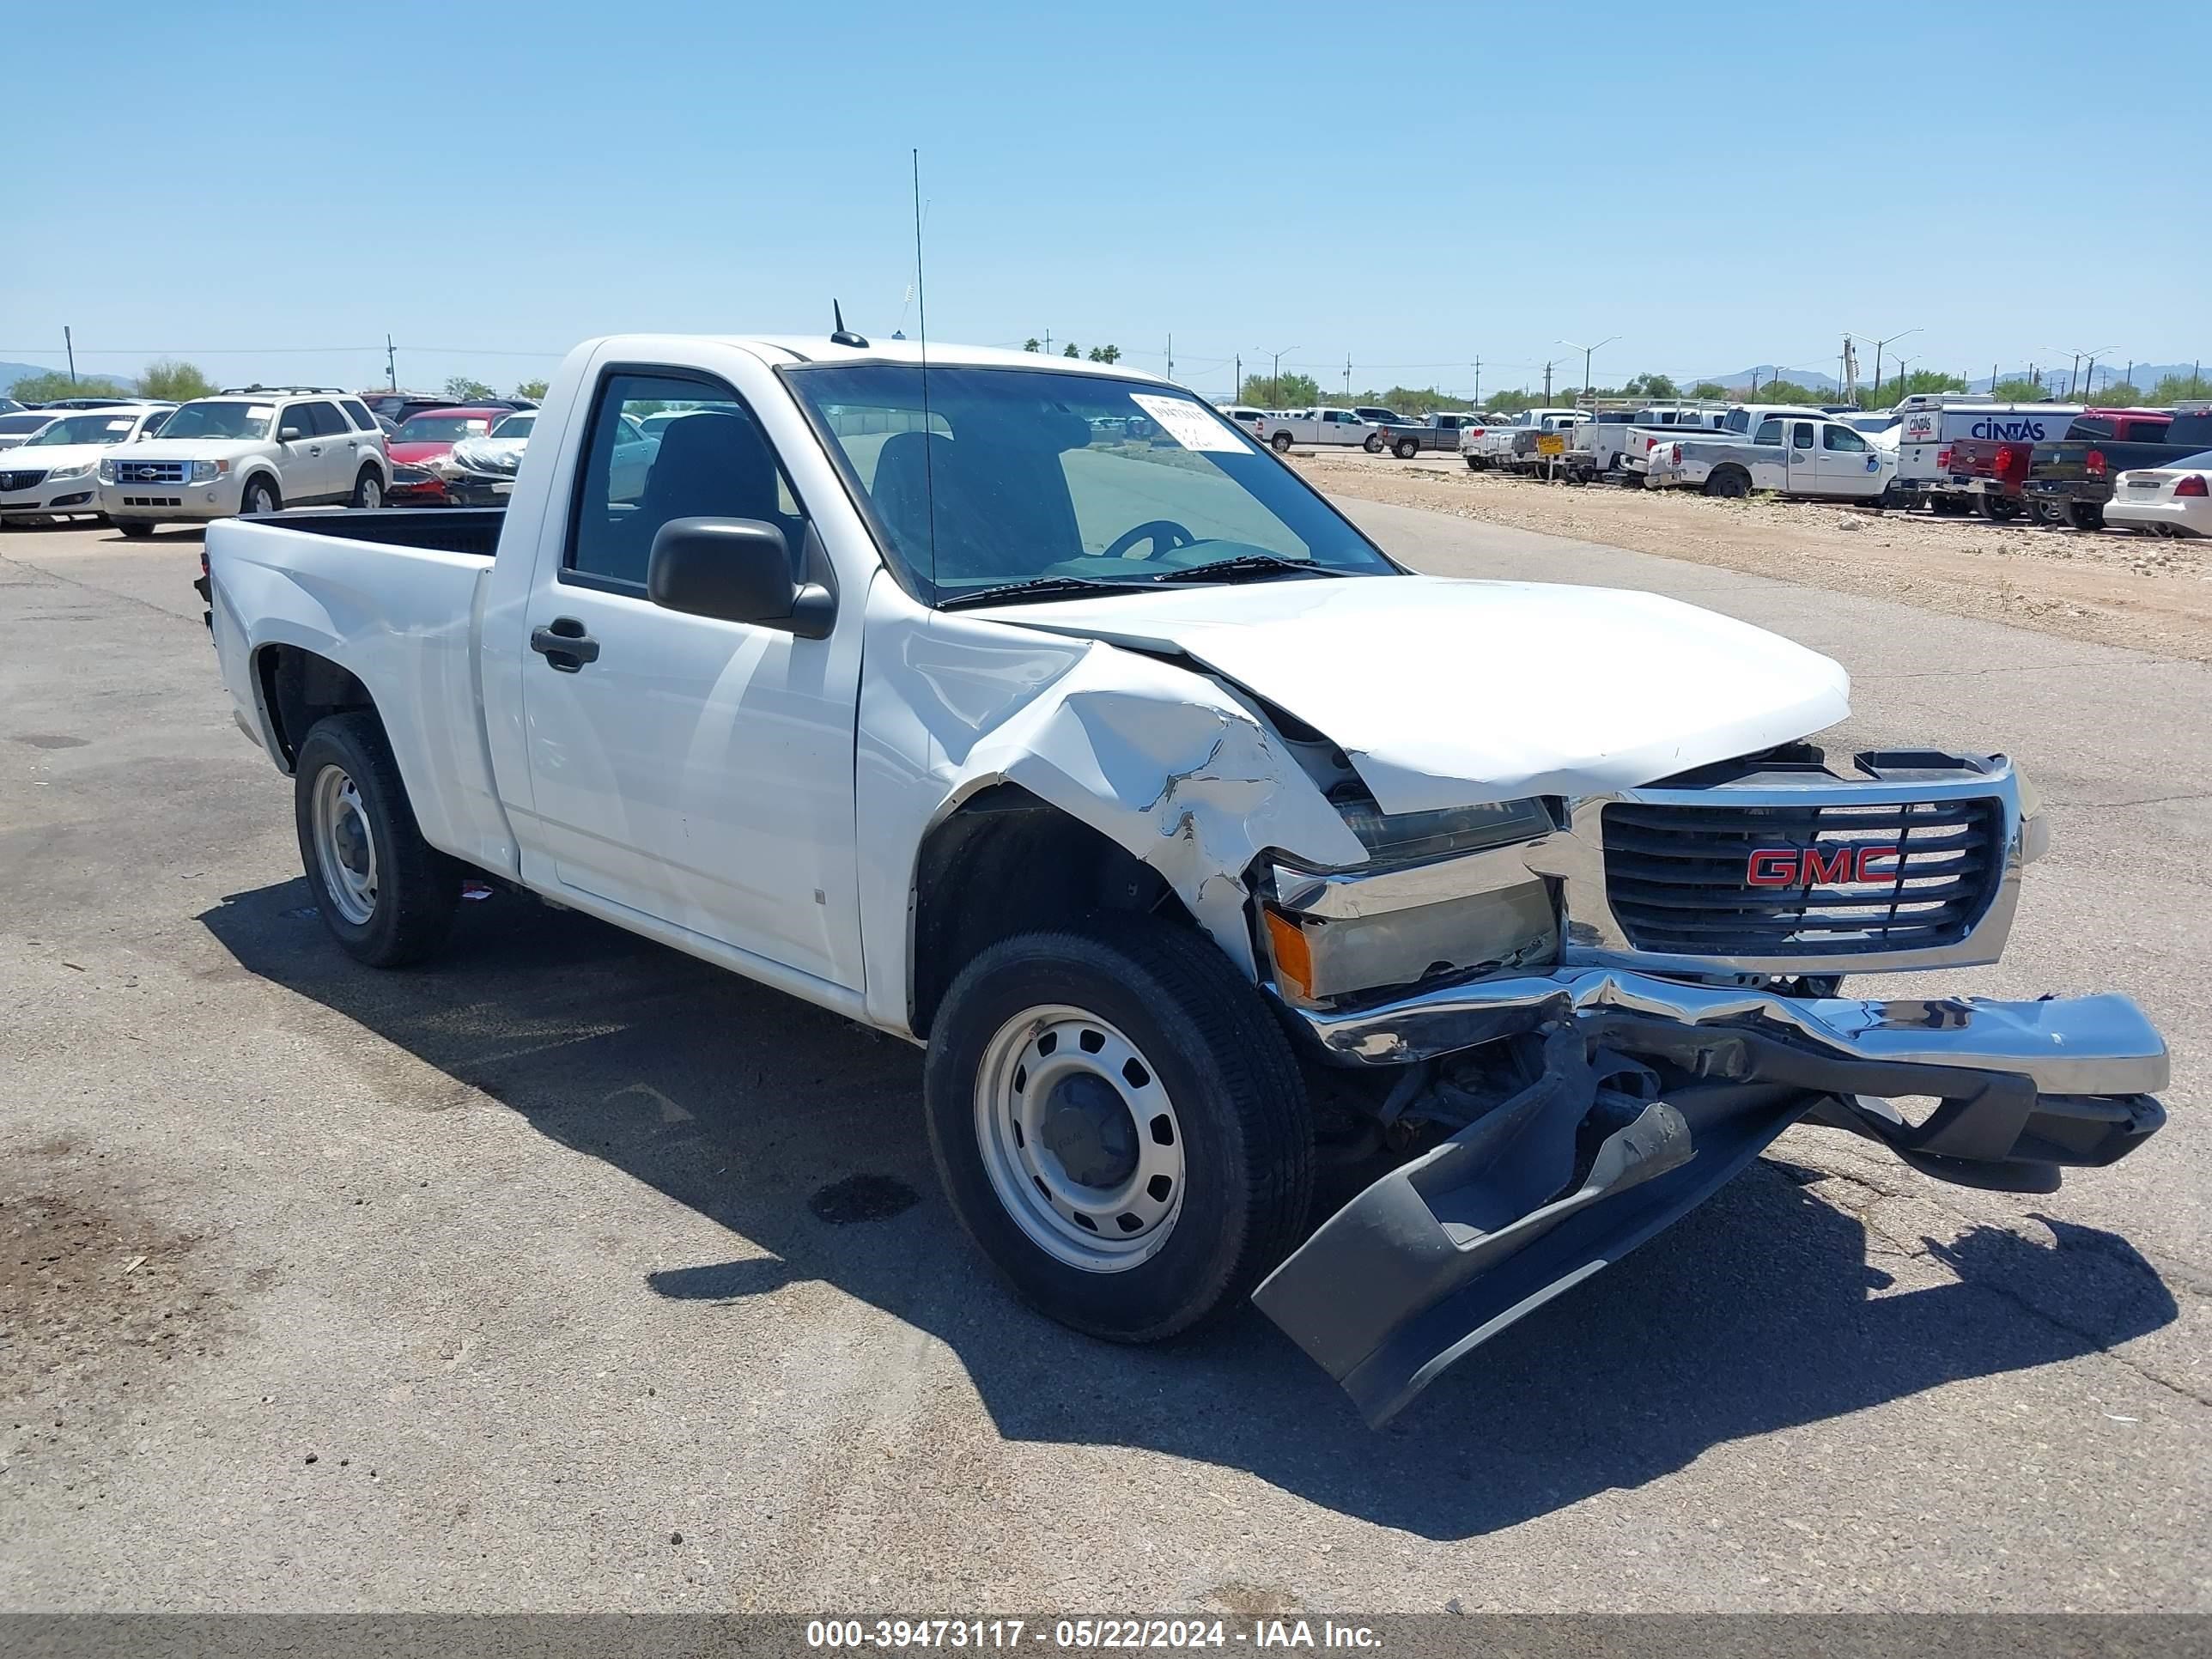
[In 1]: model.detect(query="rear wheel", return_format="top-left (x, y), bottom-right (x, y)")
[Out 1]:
top-left (924, 917), bottom-right (1314, 1343)
top-left (292, 712), bottom-right (462, 968)
top-left (2032, 499), bottom-right (2069, 526)
top-left (1704, 467), bottom-right (1750, 498)
top-left (2067, 501), bottom-right (2105, 531)
top-left (1394, 438), bottom-right (1419, 459)
top-left (117, 521), bottom-right (156, 539)
top-left (1978, 495), bottom-right (2023, 521)
top-left (240, 476), bottom-right (281, 516)
top-left (1465, 455), bottom-right (1486, 471)
top-left (1270, 432), bottom-right (1292, 453)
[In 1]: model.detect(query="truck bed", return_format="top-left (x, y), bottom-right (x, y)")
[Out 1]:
top-left (257, 506), bottom-right (505, 558)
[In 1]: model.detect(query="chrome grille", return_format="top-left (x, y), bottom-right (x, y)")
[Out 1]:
top-left (1601, 797), bottom-right (2004, 958)
top-left (0, 469), bottom-right (46, 491)
top-left (117, 460), bottom-right (189, 484)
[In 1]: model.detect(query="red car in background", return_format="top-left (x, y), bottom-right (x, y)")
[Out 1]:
top-left (385, 405), bottom-right (510, 505)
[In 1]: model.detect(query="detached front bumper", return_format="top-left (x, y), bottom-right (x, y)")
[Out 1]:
top-left (1255, 969), bottom-right (2167, 1426)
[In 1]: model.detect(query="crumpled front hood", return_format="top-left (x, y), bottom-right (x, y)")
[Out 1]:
top-left (972, 574), bottom-right (1850, 814)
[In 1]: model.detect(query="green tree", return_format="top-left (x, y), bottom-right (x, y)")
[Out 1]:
top-left (8, 368), bottom-right (131, 402)
top-left (139, 359), bottom-right (216, 402)
top-left (444, 374), bottom-right (496, 401)
top-left (1060, 343), bottom-right (1079, 358)
top-left (1087, 344), bottom-right (1121, 364)
top-left (2151, 372), bottom-right (2211, 404)
top-left (1023, 338), bottom-right (1041, 353)
top-left (513, 378), bottom-right (550, 401)
top-left (1621, 372), bottom-right (1680, 399)
top-left (1989, 377), bottom-right (2056, 402)
top-left (2085, 380), bottom-right (2142, 404)
top-left (1688, 381), bottom-right (1730, 399)
top-left (1747, 378), bottom-right (1825, 405)
top-left (1239, 372), bottom-right (1321, 408)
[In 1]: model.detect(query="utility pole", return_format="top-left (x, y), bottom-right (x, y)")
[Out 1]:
top-left (64, 325), bottom-right (76, 384)
top-left (1234, 354), bottom-right (1242, 401)
top-left (385, 334), bottom-right (398, 390)
top-left (1472, 357), bottom-right (1481, 404)
top-left (1542, 360), bottom-right (1554, 401)
top-left (1344, 354), bottom-right (1352, 399)
top-left (1042, 330), bottom-right (1051, 356)
top-left (1165, 334), bottom-right (1173, 384)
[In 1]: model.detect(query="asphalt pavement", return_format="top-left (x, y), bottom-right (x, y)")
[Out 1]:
top-left (1, 507), bottom-right (2204, 1613)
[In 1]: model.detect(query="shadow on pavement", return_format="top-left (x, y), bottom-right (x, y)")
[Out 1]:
top-left (199, 878), bottom-right (2178, 1540)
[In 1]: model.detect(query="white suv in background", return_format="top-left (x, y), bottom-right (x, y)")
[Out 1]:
top-left (97, 388), bottom-right (389, 537)
top-left (0, 403), bottom-right (175, 523)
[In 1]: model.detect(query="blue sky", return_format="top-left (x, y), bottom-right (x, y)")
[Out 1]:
top-left (5, 3), bottom-right (2206, 400)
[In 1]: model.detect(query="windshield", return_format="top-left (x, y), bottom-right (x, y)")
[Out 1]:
top-left (489, 411), bottom-right (535, 440)
top-left (787, 366), bottom-right (1395, 603)
top-left (397, 414), bottom-right (493, 443)
top-left (26, 412), bottom-right (149, 447)
top-left (0, 413), bottom-right (56, 436)
top-left (154, 402), bottom-right (272, 441)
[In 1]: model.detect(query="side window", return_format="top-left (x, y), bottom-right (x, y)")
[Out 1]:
top-left (1790, 422), bottom-right (1815, 450)
top-left (566, 370), bottom-right (811, 591)
top-left (307, 402), bottom-right (350, 438)
top-left (2069, 417), bottom-right (2113, 440)
top-left (1753, 418), bottom-right (1784, 445)
top-left (341, 399), bottom-right (378, 432)
top-left (1822, 424), bottom-right (1869, 452)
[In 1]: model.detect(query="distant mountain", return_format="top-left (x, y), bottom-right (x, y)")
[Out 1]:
top-left (1683, 365), bottom-right (1844, 394)
top-left (2, 360), bottom-right (140, 397)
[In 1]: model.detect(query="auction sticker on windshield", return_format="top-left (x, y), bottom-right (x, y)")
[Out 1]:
top-left (1130, 393), bottom-right (1245, 453)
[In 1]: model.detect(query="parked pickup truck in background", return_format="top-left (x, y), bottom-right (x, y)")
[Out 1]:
top-left (1375, 411), bottom-right (1481, 459)
top-left (1644, 411), bottom-right (1896, 500)
top-left (2025, 408), bottom-right (2212, 529)
top-left (1462, 408), bottom-right (1586, 471)
top-left (1565, 405), bottom-right (1728, 484)
top-left (1258, 408), bottom-right (1384, 453)
top-left (1893, 398), bottom-right (2081, 514)
top-left (200, 331), bottom-right (2167, 1426)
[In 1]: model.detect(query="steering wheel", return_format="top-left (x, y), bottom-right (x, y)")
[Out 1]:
top-left (1102, 519), bottom-right (1197, 562)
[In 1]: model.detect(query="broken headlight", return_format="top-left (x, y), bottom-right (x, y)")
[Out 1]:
top-left (1261, 797), bottom-right (1560, 1005)
top-left (1334, 796), bottom-right (1556, 871)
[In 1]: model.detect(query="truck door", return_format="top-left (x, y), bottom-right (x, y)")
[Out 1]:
top-left (1786, 419), bottom-right (1817, 491)
top-left (1814, 421), bottom-right (1884, 496)
top-left (515, 366), bottom-right (863, 989)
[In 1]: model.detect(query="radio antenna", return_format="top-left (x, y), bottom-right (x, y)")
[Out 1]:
top-left (913, 147), bottom-right (937, 587)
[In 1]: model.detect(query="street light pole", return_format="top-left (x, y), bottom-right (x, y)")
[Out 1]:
top-left (1255, 345), bottom-right (1298, 403)
top-left (1852, 327), bottom-right (1920, 403)
top-left (1558, 336), bottom-right (1619, 401)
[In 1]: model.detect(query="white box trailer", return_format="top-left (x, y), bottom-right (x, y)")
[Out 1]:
top-left (1894, 397), bottom-right (2081, 503)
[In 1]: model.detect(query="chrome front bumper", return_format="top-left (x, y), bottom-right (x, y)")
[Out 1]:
top-left (1261, 969), bottom-right (2168, 1426)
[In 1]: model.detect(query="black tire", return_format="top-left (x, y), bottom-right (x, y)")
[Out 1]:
top-left (350, 465), bottom-right (385, 509)
top-left (117, 521), bottom-right (156, 539)
top-left (292, 712), bottom-right (462, 968)
top-left (1703, 467), bottom-right (1750, 499)
top-left (2031, 499), bottom-right (2067, 526)
top-left (1270, 432), bottom-right (1292, 453)
top-left (2067, 501), bottom-right (2104, 532)
top-left (923, 917), bottom-right (1314, 1344)
top-left (240, 475), bottom-right (282, 516)
top-left (1978, 494), bottom-right (2023, 521)
top-left (1394, 438), bottom-right (1419, 459)
top-left (1362, 434), bottom-right (1383, 453)
top-left (1465, 455), bottom-right (1486, 471)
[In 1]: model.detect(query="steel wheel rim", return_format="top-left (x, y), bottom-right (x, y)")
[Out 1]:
top-left (974, 1004), bottom-right (1185, 1273)
top-left (310, 763), bottom-right (378, 926)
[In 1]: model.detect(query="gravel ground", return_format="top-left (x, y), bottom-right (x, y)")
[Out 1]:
top-left (1294, 452), bottom-right (2212, 664)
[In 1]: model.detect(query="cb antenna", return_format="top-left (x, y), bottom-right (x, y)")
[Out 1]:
top-left (830, 300), bottom-right (867, 349)
top-left (913, 146), bottom-right (937, 587)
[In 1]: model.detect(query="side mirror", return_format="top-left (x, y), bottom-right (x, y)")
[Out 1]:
top-left (278, 424), bottom-right (304, 443)
top-left (647, 517), bottom-right (834, 639)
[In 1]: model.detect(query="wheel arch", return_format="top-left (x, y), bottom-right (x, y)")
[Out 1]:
top-left (254, 641), bottom-right (382, 774)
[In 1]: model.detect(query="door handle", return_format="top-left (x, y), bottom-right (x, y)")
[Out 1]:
top-left (531, 619), bottom-right (600, 672)
top-left (307, 445), bottom-right (321, 455)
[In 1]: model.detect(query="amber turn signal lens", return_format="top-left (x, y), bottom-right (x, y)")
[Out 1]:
top-left (1262, 907), bottom-right (1316, 1001)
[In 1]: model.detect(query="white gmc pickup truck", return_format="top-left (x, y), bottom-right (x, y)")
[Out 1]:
top-left (202, 331), bottom-right (2168, 1425)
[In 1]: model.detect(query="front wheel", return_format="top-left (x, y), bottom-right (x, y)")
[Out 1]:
top-left (1362, 434), bottom-right (1383, 454)
top-left (240, 476), bottom-right (282, 517)
top-left (292, 712), bottom-right (461, 968)
top-left (924, 918), bottom-right (1313, 1343)
top-left (117, 521), bottom-right (157, 539)
top-left (350, 465), bottom-right (385, 509)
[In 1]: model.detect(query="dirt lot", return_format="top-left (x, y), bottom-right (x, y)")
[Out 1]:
top-left (1294, 452), bottom-right (2212, 664)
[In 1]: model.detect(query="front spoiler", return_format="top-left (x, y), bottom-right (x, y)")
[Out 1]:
top-left (1255, 973), bottom-right (2167, 1426)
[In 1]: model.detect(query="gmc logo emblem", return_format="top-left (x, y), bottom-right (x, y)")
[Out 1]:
top-left (1747, 844), bottom-right (1899, 887)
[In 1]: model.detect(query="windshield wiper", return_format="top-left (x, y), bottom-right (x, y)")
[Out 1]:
top-left (937, 575), bottom-right (1161, 611)
top-left (1146, 552), bottom-right (1339, 585)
